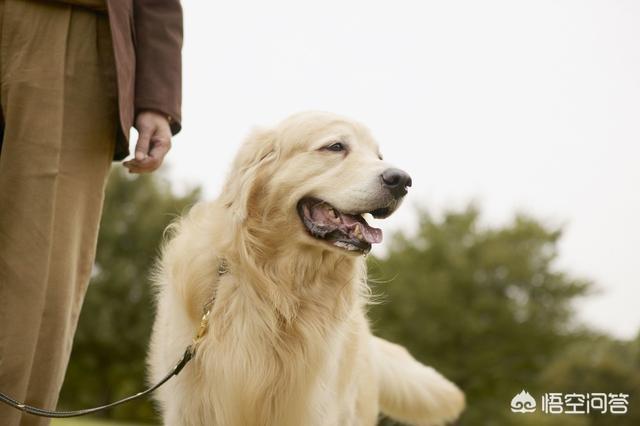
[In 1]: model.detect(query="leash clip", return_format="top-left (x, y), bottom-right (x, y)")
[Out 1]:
top-left (191, 257), bottom-right (225, 347)
top-left (193, 308), bottom-right (212, 346)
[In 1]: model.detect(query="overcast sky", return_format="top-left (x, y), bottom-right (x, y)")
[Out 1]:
top-left (146, 0), bottom-right (640, 339)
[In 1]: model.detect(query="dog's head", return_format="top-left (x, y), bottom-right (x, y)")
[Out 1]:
top-left (222, 111), bottom-right (411, 256)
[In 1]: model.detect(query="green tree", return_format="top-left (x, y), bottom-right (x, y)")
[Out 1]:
top-left (58, 168), bottom-right (200, 422)
top-left (538, 334), bottom-right (640, 425)
top-left (370, 206), bottom-right (592, 425)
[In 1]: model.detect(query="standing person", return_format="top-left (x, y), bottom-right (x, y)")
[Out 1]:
top-left (0, 0), bottom-right (183, 425)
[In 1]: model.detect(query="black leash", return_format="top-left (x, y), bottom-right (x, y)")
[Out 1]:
top-left (0, 346), bottom-right (194, 418)
top-left (0, 258), bottom-right (225, 418)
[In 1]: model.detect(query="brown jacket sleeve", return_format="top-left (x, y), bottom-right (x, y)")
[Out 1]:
top-left (133, 0), bottom-right (183, 134)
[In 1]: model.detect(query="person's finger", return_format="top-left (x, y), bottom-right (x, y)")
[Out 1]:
top-left (127, 136), bottom-right (170, 172)
top-left (125, 161), bottom-right (153, 174)
top-left (127, 116), bottom-right (172, 173)
top-left (123, 157), bottom-right (153, 173)
top-left (135, 127), bottom-right (153, 161)
top-left (123, 158), bottom-right (147, 170)
top-left (123, 163), bottom-right (144, 174)
top-left (147, 137), bottom-right (171, 170)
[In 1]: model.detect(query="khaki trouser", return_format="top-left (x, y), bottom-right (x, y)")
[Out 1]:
top-left (0, 1), bottom-right (117, 425)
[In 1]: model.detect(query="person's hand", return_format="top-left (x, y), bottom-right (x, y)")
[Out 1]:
top-left (123, 110), bottom-right (172, 173)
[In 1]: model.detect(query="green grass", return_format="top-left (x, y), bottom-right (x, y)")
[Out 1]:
top-left (52, 419), bottom-right (152, 426)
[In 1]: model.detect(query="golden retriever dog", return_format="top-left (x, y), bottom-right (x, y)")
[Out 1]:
top-left (148, 112), bottom-right (465, 425)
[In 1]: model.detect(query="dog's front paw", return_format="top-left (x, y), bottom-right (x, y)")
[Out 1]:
top-left (416, 366), bottom-right (465, 426)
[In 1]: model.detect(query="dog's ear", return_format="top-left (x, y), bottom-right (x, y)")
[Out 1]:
top-left (222, 127), bottom-right (278, 221)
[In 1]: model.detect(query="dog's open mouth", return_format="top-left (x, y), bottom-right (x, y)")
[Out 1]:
top-left (297, 198), bottom-right (389, 254)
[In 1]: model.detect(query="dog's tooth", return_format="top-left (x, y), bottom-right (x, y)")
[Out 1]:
top-left (353, 223), bottom-right (363, 240)
top-left (331, 208), bottom-right (342, 222)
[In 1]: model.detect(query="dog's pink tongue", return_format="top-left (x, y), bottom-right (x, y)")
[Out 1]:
top-left (342, 214), bottom-right (383, 244)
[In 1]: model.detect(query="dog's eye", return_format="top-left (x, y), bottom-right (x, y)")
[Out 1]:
top-left (325, 142), bottom-right (345, 152)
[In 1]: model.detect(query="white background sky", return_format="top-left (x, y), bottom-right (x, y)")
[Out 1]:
top-left (142, 0), bottom-right (640, 338)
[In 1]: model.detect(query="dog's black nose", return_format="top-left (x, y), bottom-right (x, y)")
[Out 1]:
top-left (381, 168), bottom-right (412, 199)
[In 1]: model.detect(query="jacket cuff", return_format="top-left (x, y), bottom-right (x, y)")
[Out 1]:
top-left (135, 102), bottom-right (182, 136)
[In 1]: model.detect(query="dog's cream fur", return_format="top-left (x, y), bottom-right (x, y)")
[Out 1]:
top-left (148, 112), bottom-right (465, 425)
